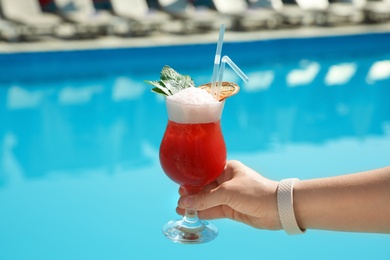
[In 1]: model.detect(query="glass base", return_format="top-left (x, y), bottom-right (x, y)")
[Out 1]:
top-left (162, 219), bottom-right (218, 244)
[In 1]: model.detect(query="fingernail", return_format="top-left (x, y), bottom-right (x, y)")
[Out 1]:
top-left (180, 196), bottom-right (194, 208)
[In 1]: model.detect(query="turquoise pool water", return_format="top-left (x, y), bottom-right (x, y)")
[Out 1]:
top-left (0, 32), bottom-right (389, 259)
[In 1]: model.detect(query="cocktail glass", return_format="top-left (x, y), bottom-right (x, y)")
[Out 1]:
top-left (159, 95), bottom-right (226, 244)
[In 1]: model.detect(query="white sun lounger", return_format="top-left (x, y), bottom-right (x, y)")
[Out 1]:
top-left (296, 0), bottom-right (364, 25)
top-left (248, 0), bottom-right (311, 26)
top-left (110, 0), bottom-right (171, 34)
top-left (0, 14), bottom-right (31, 41)
top-left (158, 0), bottom-right (226, 32)
top-left (0, 12), bottom-right (22, 41)
top-left (53, 0), bottom-right (126, 35)
top-left (363, 0), bottom-right (390, 22)
top-left (326, 0), bottom-right (365, 24)
top-left (212, 0), bottom-right (281, 30)
top-left (0, 0), bottom-right (74, 38)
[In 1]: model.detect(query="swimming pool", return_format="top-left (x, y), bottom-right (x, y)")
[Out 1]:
top-left (0, 32), bottom-right (389, 259)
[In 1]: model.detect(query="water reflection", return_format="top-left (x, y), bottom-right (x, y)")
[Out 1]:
top-left (221, 57), bottom-right (390, 152)
top-left (286, 61), bottom-right (320, 87)
top-left (0, 76), bottom-right (163, 188)
top-left (112, 77), bottom-right (145, 101)
top-left (325, 63), bottom-right (357, 86)
top-left (7, 85), bottom-right (47, 109)
top-left (366, 60), bottom-right (390, 83)
top-left (0, 47), bottom-right (389, 188)
top-left (58, 85), bottom-right (104, 105)
top-left (245, 70), bottom-right (274, 91)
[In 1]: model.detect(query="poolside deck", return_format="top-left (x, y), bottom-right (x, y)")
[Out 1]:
top-left (0, 22), bottom-right (389, 53)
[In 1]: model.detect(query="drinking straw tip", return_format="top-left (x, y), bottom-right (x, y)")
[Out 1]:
top-left (222, 56), bottom-right (249, 83)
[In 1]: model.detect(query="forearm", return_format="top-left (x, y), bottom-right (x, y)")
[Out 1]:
top-left (293, 166), bottom-right (390, 233)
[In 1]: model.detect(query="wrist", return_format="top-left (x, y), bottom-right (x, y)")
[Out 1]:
top-left (293, 178), bottom-right (325, 231)
top-left (292, 179), bottom-right (308, 231)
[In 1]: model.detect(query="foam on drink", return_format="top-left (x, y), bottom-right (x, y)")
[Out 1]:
top-left (166, 87), bottom-right (224, 124)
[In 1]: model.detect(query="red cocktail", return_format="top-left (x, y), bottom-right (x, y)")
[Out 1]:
top-left (160, 88), bottom-right (225, 244)
top-left (160, 120), bottom-right (226, 195)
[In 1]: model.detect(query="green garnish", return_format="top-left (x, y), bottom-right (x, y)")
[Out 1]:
top-left (145, 65), bottom-right (195, 96)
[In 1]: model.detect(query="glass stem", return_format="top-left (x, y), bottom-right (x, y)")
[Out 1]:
top-left (181, 209), bottom-right (205, 233)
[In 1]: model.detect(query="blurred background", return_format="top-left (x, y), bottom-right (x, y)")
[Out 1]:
top-left (0, 1), bottom-right (390, 260)
top-left (0, 0), bottom-right (389, 44)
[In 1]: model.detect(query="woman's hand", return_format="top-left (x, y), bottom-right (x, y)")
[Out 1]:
top-left (176, 160), bottom-right (281, 230)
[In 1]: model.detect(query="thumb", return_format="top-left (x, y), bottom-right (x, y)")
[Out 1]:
top-left (178, 186), bottom-right (226, 210)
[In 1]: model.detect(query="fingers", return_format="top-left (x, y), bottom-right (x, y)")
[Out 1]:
top-left (215, 160), bottom-right (242, 184)
top-left (178, 187), bottom-right (186, 196)
top-left (178, 179), bottom-right (221, 196)
top-left (203, 181), bottom-right (219, 192)
top-left (198, 206), bottom-right (227, 219)
top-left (176, 160), bottom-right (243, 215)
top-left (176, 205), bottom-right (231, 220)
top-left (178, 184), bottom-right (229, 211)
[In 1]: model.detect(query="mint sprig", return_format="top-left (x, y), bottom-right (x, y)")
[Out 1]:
top-left (145, 65), bottom-right (195, 96)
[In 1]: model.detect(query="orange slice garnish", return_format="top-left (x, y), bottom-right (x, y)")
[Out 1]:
top-left (198, 82), bottom-right (240, 101)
